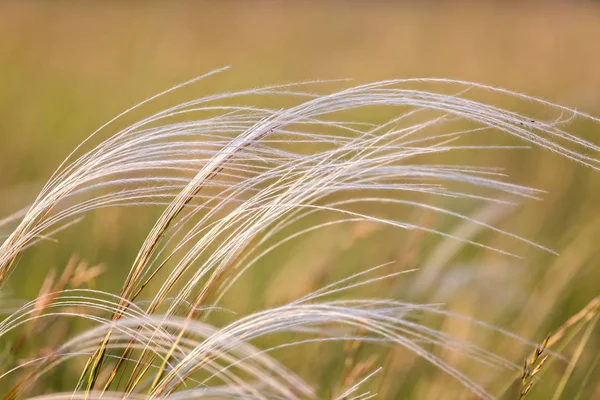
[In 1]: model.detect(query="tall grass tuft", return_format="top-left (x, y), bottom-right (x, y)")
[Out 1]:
top-left (0, 68), bottom-right (598, 399)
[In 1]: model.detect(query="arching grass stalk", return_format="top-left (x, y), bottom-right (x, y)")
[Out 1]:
top-left (1, 69), bottom-right (598, 399)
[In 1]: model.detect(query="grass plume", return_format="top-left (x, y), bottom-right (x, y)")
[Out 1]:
top-left (1, 69), bottom-right (599, 399)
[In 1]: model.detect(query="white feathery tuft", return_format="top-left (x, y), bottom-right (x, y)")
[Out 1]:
top-left (1, 69), bottom-right (598, 399)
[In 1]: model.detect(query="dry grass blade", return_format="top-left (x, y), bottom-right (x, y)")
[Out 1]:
top-left (547, 296), bottom-right (600, 349)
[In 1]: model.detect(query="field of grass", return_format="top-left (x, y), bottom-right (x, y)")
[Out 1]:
top-left (0, 2), bottom-right (599, 399)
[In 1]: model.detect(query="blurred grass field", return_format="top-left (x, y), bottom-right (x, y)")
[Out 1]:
top-left (1, 2), bottom-right (599, 399)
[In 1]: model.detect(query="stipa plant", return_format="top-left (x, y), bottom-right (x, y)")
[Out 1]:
top-left (0, 68), bottom-right (598, 399)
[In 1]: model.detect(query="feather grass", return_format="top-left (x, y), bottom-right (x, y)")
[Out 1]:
top-left (0, 69), bottom-right (598, 399)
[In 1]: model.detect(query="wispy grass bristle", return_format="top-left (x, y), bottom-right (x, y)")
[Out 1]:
top-left (1, 68), bottom-right (598, 399)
